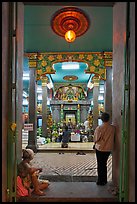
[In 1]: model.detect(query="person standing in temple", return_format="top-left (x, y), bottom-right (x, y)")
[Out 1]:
top-left (68, 118), bottom-right (73, 132)
top-left (61, 125), bottom-right (71, 148)
top-left (93, 112), bottom-right (115, 185)
top-left (84, 118), bottom-right (89, 132)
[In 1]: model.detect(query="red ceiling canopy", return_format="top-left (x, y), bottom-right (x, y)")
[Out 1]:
top-left (51, 7), bottom-right (90, 38)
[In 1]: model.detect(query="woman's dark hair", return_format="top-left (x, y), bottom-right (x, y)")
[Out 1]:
top-left (101, 112), bottom-right (110, 122)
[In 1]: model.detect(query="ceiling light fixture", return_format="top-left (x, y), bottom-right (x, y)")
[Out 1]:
top-left (51, 7), bottom-right (89, 43)
top-left (63, 75), bottom-right (78, 81)
top-left (62, 62), bottom-right (79, 70)
top-left (65, 30), bottom-right (76, 43)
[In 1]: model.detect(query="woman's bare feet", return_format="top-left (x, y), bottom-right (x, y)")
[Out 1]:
top-left (33, 189), bottom-right (45, 196)
top-left (39, 182), bottom-right (49, 190)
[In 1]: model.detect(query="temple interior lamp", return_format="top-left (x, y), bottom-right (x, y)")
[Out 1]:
top-left (51, 7), bottom-right (89, 43)
top-left (65, 30), bottom-right (76, 43)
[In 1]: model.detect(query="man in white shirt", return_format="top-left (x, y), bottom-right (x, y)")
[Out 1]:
top-left (84, 118), bottom-right (89, 132)
top-left (93, 112), bottom-right (115, 185)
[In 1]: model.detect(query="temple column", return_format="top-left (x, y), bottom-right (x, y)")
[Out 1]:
top-left (80, 105), bottom-right (89, 123)
top-left (104, 67), bottom-right (112, 122)
top-left (51, 106), bottom-right (55, 122)
top-left (53, 105), bottom-right (60, 123)
top-left (41, 76), bottom-right (49, 138)
top-left (92, 76), bottom-right (100, 130)
top-left (60, 104), bottom-right (64, 123)
top-left (50, 105), bottom-right (60, 123)
top-left (26, 67), bottom-right (38, 152)
top-left (103, 52), bottom-right (112, 122)
top-left (77, 104), bottom-right (80, 124)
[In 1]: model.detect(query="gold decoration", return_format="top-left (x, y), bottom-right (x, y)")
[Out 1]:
top-left (47, 114), bottom-right (53, 128)
top-left (29, 61), bottom-right (37, 68)
top-left (93, 59), bottom-right (100, 66)
top-left (37, 70), bottom-right (42, 75)
top-left (27, 53), bottom-right (37, 59)
top-left (37, 54), bottom-right (43, 60)
top-left (48, 55), bottom-right (54, 61)
top-left (25, 52), bottom-right (110, 81)
top-left (90, 66), bottom-right (95, 71)
top-left (87, 55), bottom-right (93, 60)
top-left (41, 76), bottom-right (49, 86)
top-left (10, 123), bottom-right (16, 132)
top-left (92, 75), bottom-right (100, 86)
top-left (57, 55), bottom-right (63, 60)
top-left (41, 60), bottom-right (47, 67)
top-left (28, 53), bottom-right (37, 68)
top-left (104, 52), bottom-right (112, 67)
top-left (85, 66), bottom-right (106, 80)
top-left (88, 113), bottom-right (93, 128)
top-left (104, 61), bottom-right (112, 67)
top-left (46, 66), bottom-right (52, 72)
top-left (98, 54), bottom-right (103, 59)
top-left (98, 68), bottom-right (106, 77)
top-left (79, 54), bottom-right (84, 60)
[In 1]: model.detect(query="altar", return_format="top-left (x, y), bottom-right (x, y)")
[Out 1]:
top-left (71, 132), bottom-right (81, 142)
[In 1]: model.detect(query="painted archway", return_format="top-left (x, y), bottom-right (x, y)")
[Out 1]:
top-left (25, 51), bottom-right (112, 81)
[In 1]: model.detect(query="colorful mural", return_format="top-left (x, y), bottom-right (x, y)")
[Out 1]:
top-left (54, 84), bottom-right (86, 101)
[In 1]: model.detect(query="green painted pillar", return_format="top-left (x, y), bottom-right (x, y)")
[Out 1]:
top-left (77, 104), bottom-right (80, 124)
top-left (60, 104), bottom-right (64, 123)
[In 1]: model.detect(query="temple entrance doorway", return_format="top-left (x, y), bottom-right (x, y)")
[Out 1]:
top-left (64, 110), bottom-right (77, 126)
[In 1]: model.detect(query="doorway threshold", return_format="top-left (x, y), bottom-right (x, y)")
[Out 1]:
top-left (39, 175), bottom-right (97, 182)
top-left (17, 181), bottom-right (118, 202)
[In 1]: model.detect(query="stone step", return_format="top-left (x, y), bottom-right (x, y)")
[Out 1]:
top-left (39, 175), bottom-right (98, 182)
top-left (17, 182), bottom-right (118, 202)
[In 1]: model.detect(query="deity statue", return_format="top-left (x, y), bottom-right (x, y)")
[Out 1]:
top-left (66, 86), bottom-right (74, 100)
top-left (78, 88), bottom-right (85, 100)
top-left (74, 90), bottom-right (79, 100)
top-left (62, 93), bottom-right (67, 100)
top-left (47, 114), bottom-right (53, 128)
top-left (57, 88), bottom-right (63, 100)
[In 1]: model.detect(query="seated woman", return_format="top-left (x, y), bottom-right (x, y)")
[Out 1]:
top-left (61, 125), bottom-right (71, 148)
top-left (17, 149), bottom-right (49, 198)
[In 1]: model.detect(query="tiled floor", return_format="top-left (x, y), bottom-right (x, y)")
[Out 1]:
top-left (31, 152), bottom-right (112, 182)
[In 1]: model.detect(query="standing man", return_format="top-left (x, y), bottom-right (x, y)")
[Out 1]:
top-left (68, 118), bottom-right (73, 132)
top-left (93, 112), bottom-right (115, 185)
top-left (84, 118), bottom-right (89, 132)
top-left (61, 125), bottom-right (71, 148)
